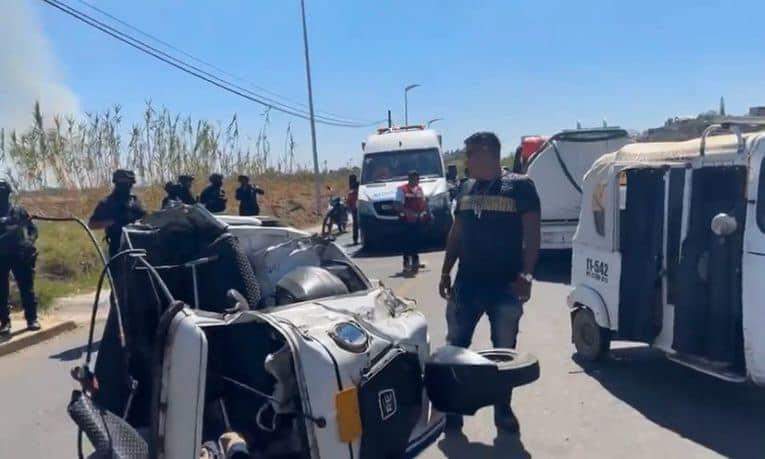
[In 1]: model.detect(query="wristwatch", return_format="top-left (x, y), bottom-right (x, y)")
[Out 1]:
top-left (518, 272), bottom-right (533, 283)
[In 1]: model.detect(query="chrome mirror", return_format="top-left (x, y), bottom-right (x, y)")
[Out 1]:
top-left (711, 213), bottom-right (737, 237)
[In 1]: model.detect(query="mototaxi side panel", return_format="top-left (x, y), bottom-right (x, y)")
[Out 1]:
top-left (742, 135), bottom-right (765, 385)
top-left (159, 309), bottom-right (209, 459)
top-left (569, 156), bottom-right (622, 331)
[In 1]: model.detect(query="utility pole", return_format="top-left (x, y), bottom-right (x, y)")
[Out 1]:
top-left (404, 83), bottom-right (420, 126)
top-left (300, 0), bottom-right (322, 216)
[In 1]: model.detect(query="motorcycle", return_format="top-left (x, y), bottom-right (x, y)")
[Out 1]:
top-left (322, 195), bottom-right (348, 236)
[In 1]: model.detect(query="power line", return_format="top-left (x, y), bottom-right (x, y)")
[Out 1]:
top-left (72, 0), bottom-right (370, 124)
top-left (41, 0), bottom-right (380, 128)
top-left (43, 0), bottom-right (369, 127)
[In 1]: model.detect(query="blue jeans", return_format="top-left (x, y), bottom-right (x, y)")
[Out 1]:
top-left (446, 277), bottom-right (523, 349)
top-left (445, 275), bottom-right (523, 424)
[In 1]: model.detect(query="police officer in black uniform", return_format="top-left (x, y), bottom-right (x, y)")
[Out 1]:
top-left (161, 181), bottom-right (182, 209)
top-left (235, 175), bottom-right (265, 216)
top-left (177, 174), bottom-right (197, 205)
top-left (89, 169), bottom-right (146, 258)
top-left (199, 173), bottom-right (227, 213)
top-left (0, 180), bottom-right (40, 335)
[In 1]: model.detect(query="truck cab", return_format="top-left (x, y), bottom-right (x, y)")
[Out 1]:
top-left (357, 126), bottom-right (453, 248)
top-left (523, 127), bottom-right (631, 250)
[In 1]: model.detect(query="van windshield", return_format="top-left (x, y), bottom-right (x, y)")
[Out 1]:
top-left (361, 148), bottom-right (443, 184)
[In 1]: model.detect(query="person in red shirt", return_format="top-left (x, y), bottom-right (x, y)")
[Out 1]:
top-left (347, 174), bottom-right (360, 245)
top-left (396, 170), bottom-right (429, 273)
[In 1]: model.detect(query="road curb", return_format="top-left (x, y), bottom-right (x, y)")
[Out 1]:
top-left (0, 320), bottom-right (78, 358)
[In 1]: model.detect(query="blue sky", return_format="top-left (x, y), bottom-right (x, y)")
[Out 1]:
top-left (19, 0), bottom-right (765, 167)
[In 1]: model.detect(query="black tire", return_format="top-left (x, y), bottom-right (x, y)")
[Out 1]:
top-left (199, 234), bottom-right (261, 311)
top-left (477, 349), bottom-right (540, 387)
top-left (572, 308), bottom-right (611, 361)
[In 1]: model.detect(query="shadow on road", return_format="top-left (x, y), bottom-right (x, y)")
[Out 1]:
top-left (534, 250), bottom-right (571, 285)
top-left (352, 242), bottom-right (445, 259)
top-left (50, 341), bottom-right (100, 362)
top-left (573, 346), bottom-right (765, 458)
top-left (437, 431), bottom-right (530, 459)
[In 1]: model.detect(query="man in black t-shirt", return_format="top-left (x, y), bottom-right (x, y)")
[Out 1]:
top-left (439, 132), bottom-right (541, 435)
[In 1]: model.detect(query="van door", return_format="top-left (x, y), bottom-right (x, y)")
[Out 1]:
top-left (743, 142), bottom-right (765, 383)
top-left (617, 168), bottom-right (665, 342)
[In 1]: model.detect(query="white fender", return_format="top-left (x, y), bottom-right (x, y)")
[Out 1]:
top-left (567, 285), bottom-right (611, 329)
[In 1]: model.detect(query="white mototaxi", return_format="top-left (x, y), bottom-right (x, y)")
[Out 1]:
top-left (66, 205), bottom-right (540, 458)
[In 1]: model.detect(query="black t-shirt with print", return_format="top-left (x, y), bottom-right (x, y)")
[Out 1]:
top-left (454, 174), bottom-right (540, 286)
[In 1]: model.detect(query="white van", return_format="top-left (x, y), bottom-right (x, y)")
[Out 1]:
top-left (568, 121), bottom-right (765, 385)
top-left (523, 127), bottom-right (632, 250)
top-left (357, 126), bottom-right (453, 248)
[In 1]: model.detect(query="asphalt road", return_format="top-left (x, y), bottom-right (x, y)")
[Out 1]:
top-left (1, 230), bottom-right (764, 458)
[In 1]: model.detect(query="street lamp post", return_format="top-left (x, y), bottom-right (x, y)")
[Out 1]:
top-left (404, 84), bottom-right (420, 126)
top-left (300, 0), bottom-right (322, 216)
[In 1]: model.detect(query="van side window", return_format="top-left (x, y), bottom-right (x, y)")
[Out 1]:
top-left (758, 160), bottom-right (765, 232)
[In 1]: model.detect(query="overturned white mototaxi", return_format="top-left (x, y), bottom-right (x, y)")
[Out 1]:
top-left (68, 205), bottom-right (539, 459)
top-left (569, 121), bottom-right (765, 385)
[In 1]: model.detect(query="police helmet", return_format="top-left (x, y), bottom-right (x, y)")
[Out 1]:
top-left (178, 174), bottom-right (195, 183)
top-left (112, 169), bottom-right (136, 184)
top-left (238, 175), bottom-right (250, 183)
top-left (209, 173), bottom-right (224, 183)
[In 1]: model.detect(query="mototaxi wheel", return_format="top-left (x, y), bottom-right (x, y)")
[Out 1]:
top-left (477, 349), bottom-right (540, 387)
top-left (572, 308), bottom-right (611, 361)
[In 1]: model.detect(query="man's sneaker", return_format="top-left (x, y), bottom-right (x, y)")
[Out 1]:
top-left (27, 320), bottom-right (41, 331)
top-left (0, 320), bottom-right (10, 336)
top-left (494, 405), bottom-right (520, 434)
top-left (444, 413), bottom-right (464, 432)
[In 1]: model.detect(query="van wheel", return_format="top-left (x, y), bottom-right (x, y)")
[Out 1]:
top-left (573, 308), bottom-right (611, 361)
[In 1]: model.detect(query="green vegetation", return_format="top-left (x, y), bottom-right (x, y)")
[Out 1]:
top-left (1, 102), bottom-right (356, 311)
top-left (8, 221), bottom-right (102, 312)
top-left (0, 101), bottom-right (303, 191)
